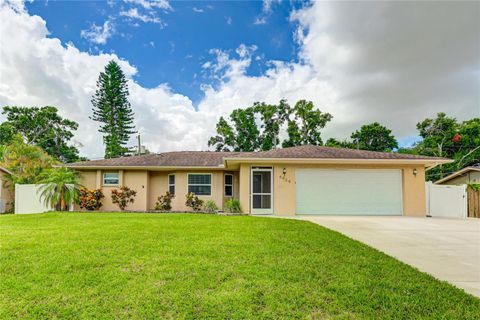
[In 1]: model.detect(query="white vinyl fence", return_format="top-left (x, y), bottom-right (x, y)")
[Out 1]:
top-left (426, 182), bottom-right (467, 219)
top-left (15, 184), bottom-right (52, 214)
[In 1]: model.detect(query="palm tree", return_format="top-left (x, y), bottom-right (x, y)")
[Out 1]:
top-left (38, 167), bottom-right (82, 211)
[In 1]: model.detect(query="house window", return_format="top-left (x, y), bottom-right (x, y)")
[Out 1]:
top-left (103, 172), bottom-right (119, 185)
top-left (224, 174), bottom-right (233, 197)
top-left (188, 174), bottom-right (211, 196)
top-left (168, 174), bottom-right (175, 195)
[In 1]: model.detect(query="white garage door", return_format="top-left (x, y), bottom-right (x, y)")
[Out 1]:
top-left (296, 169), bottom-right (403, 215)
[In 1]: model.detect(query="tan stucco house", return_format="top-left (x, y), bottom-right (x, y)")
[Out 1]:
top-left (435, 166), bottom-right (480, 186)
top-left (0, 166), bottom-right (12, 213)
top-left (66, 145), bottom-right (450, 216)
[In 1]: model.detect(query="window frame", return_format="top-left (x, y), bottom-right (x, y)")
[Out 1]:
top-left (168, 174), bottom-right (175, 195)
top-left (224, 173), bottom-right (233, 197)
top-left (187, 173), bottom-right (212, 196)
top-left (103, 172), bottom-right (119, 186)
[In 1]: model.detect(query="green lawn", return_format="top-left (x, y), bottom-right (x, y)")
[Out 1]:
top-left (1, 213), bottom-right (479, 319)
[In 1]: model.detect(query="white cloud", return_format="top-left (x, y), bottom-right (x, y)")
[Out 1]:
top-left (0, 2), bottom-right (204, 158)
top-left (254, 0), bottom-right (280, 25)
top-left (289, 1), bottom-right (480, 138)
top-left (202, 46), bottom-right (258, 82)
top-left (262, 0), bottom-right (279, 14)
top-left (119, 7), bottom-right (164, 26)
top-left (236, 44), bottom-right (257, 59)
top-left (192, 7), bottom-right (203, 13)
top-left (253, 17), bottom-right (266, 25)
top-left (80, 19), bottom-right (115, 45)
top-left (0, 1), bottom-right (479, 159)
top-left (225, 16), bottom-right (232, 25)
top-left (123, 0), bottom-right (172, 11)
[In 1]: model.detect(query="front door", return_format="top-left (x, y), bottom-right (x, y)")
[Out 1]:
top-left (251, 168), bottom-right (273, 214)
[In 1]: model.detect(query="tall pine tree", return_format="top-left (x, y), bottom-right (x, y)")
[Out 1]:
top-left (91, 60), bottom-right (135, 158)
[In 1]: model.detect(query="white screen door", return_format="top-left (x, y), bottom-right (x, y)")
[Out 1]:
top-left (251, 168), bottom-right (273, 214)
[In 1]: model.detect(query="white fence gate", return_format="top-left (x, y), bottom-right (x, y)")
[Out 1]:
top-left (15, 184), bottom-right (52, 214)
top-left (426, 182), bottom-right (467, 218)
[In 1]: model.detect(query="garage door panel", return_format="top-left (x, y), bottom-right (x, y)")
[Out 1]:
top-left (296, 169), bottom-right (402, 215)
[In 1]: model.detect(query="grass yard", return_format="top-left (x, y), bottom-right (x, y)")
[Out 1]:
top-left (1, 213), bottom-right (479, 319)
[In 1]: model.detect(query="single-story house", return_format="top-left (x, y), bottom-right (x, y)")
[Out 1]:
top-left (435, 166), bottom-right (480, 185)
top-left (0, 166), bottom-right (12, 213)
top-left (66, 145), bottom-right (450, 216)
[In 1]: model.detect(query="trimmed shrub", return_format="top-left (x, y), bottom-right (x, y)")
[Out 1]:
top-left (155, 191), bottom-right (175, 211)
top-left (78, 188), bottom-right (104, 211)
top-left (185, 192), bottom-right (204, 211)
top-left (111, 186), bottom-right (137, 211)
top-left (203, 200), bottom-right (218, 213)
top-left (225, 199), bottom-right (242, 213)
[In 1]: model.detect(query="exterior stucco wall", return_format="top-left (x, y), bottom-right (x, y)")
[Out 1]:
top-left (149, 172), bottom-right (168, 209)
top-left (0, 171), bottom-right (12, 212)
top-left (273, 164), bottom-right (296, 215)
top-left (77, 169), bottom-right (144, 211)
top-left (239, 164), bottom-right (250, 214)
top-left (237, 163), bottom-right (427, 217)
top-left (402, 166), bottom-right (426, 216)
top-left (80, 170), bottom-right (97, 189)
top-left (123, 171), bottom-right (149, 211)
top-left (75, 163), bottom-right (427, 216)
top-left (442, 171), bottom-right (480, 186)
top-left (162, 171), bottom-right (224, 211)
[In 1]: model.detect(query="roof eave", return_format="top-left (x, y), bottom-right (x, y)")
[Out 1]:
top-left (435, 167), bottom-right (480, 184)
top-left (62, 165), bottom-right (226, 170)
top-left (0, 166), bottom-right (12, 175)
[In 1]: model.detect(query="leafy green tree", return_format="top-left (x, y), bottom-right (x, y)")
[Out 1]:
top-left (0, 135), bottom-right (55, 185)
top-left (0, 106), bottom-right (82, 162)
top-left (209, 99), bottom-right (331, 151)
top-left (208, 117), bottom-right (236, 151)
top-left (453, 118), bottom-right (480, 168)
top-left (254, 100), bottom-right (290, 151)
top-left (38, 167), bottom-right (82, 211)
top-left (0, 122), bottom-right (15, 145)
top-left (208, 107), bottom-right (260, 152)
top-left (282, 100), bottom-right (333, 148)
top-left (350, 122), bottom-right (398, 152)
top-left (0, 135), bottom-right (56, 208)
top-left (325, 138), bottom-right (354, 149)
top-left (405, 113), bottom-right (480, 181)
top-left (229, 107), bottom-right (260, 152)
top-left (91, 60), bottom-right (136, 158)
top-left (415, 112), bottom-right (458, 158)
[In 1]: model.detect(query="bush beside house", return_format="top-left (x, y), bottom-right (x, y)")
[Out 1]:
top-left (111, 186), bottom-right (137, 211)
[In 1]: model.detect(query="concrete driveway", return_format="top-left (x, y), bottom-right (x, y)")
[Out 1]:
top-left (296, 216), bottom-right (480, 298)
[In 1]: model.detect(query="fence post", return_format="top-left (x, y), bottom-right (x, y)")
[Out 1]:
top-left (468, 187), bottom-right (480, 218)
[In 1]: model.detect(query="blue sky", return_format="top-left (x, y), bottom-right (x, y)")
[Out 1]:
top-left (27, 0), bottom-right (305, 103)
top-left (1, 1), bottom-right (478, 157)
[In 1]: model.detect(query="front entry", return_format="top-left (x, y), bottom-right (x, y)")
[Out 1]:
top-left (251, 167), bottom-right (273, 214)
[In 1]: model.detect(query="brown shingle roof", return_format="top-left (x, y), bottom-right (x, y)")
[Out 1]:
top-left (67, 145), bottom-right (449, 168)
top-left (237, 145), bottom-right (446, 160)
top-left (67, 151), bottom-right (240, 168)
